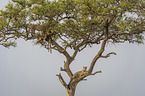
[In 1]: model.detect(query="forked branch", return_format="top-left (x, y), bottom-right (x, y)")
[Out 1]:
top-left (51, 40), bottom-right (73, 77)
top-left (51, 40), bottom-right (71, 59)
top-left (56, 73), bottom-right (69, 89)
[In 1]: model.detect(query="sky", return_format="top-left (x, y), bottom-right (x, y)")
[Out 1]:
top-left (0, 0), bottom-right (145, 96)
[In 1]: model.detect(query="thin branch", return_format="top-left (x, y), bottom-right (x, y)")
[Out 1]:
top-left (101, 52), bottom-right (117, 58)
top-left (114, 22), bottom-right (122, 28)
top-left (108, 13), bottom-right (117, 24)
top-left (71, 40), bottom-right (86, 59)
top-left (87, 33), bottom-right (104, 44)
top-left (79, 44), bottom-right (87, 52)
top-left (56, 73), bottom-right (69, 89)
top-left (51, 39), bottom-right (71, 59)
top-left (91, 70), bottom-right (102, 75)
top-left (64, 60), bottom-right (73, 77)
top-left (58, 34), bottom-right (69, 46)
top-left (109, 29), bottom-right (144, 39)
top-left (60, 67), bottom-right (67, 72)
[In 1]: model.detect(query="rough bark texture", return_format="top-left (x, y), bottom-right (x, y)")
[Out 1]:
top-left (66, 84), bottom-right (76, 96)
top-left (66, 89), bottom-right (75, 96)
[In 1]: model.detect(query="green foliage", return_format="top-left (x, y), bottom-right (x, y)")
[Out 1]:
top-left (0, 0), bottom-right (144, 49)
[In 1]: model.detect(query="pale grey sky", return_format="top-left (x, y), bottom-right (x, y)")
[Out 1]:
top-left (0, 0), bottom-right (145, 96)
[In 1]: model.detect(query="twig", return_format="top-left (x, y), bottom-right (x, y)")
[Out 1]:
top-left (101, 52), bottom-right (117, 58)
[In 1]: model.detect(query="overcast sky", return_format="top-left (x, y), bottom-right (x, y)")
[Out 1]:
top-left (0, 0), bottom-right (145, 96)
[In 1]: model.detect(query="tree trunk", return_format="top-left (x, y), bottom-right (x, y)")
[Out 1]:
top-left (66, 85), bottom-right (76, 96)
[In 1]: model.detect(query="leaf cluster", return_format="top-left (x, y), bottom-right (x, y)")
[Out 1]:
top-left (0, 0), bottom-right (144, 50)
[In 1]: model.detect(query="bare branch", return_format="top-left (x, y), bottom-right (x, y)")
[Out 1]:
top-left (91, 70), bottom-right (102, 75)
top-left (79, 44), bottom-right (87, 52)
top-left (51, 40), bottom-right (74, 77)
top-left (56, 73), bottom-right (69, 89)
top-left (88, 39), bottom-right (107, 74)
top-left (58, 35), bottom-right (69, 47)
top-left (60, 67), bottom-right (67, 72)
top-left (101, 52), bottom-right (117, 58)
top-left (64, 60), bottom-right (73, 77)
top-left (51, 40), bottom-right (71, 59)
top-left (71, 40), bottom-right (86, 59)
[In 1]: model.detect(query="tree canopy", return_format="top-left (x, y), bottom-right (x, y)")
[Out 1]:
top-left (0, 0), bottom-right (145, 96)
top-left (0, 0), bottom-right (144, 49)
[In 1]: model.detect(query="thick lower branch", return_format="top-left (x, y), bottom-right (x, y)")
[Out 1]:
top-left (88, 39), bottom-right (107, 74)
top-left (64, 59), bottom-right (73, 77)
top-left (88, 19), bottom-right (110, 74)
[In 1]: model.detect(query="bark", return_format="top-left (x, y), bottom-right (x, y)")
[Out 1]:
top-left (56, 75), bottom-right (77, 96)
top-left (66, 85), bottom-right (76, 96)
top-left (57, 67), bottom-right (90, 96)
top-left (66, 73), bottom-right (86, 96)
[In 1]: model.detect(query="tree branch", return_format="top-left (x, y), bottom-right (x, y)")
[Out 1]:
top-left (60, 67), bottom-right (67, 72)
top-left (88, 18), bottom-right (110, 74)
top-left (101, 52), bottom-right (117, 58)
top-left (56, 73), bottom-right (69, 89)
top-left (51, 40), bottom-right (73, 77)
top-left (71, 40), bottom-right (86, 59)
top-left (109, 29), bottom-right (144, 39)
top-left (87, 33), bottom-right (104, 44)
top-left (88, 39), bottom-right (107, 74)
top-left (91, 70), bottom-right (102, 75)
top-left (51, 39), bottom-right (71, 59)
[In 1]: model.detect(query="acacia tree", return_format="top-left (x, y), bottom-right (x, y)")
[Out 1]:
top-left (0, 0), bottom-right (145, 96)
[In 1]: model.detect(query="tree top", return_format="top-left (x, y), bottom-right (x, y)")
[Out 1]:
top-left (0, 0), bottom-right (144, 50)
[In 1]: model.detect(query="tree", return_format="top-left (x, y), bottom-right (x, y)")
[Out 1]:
top-left (0, 0), bottom-right (144, 96)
